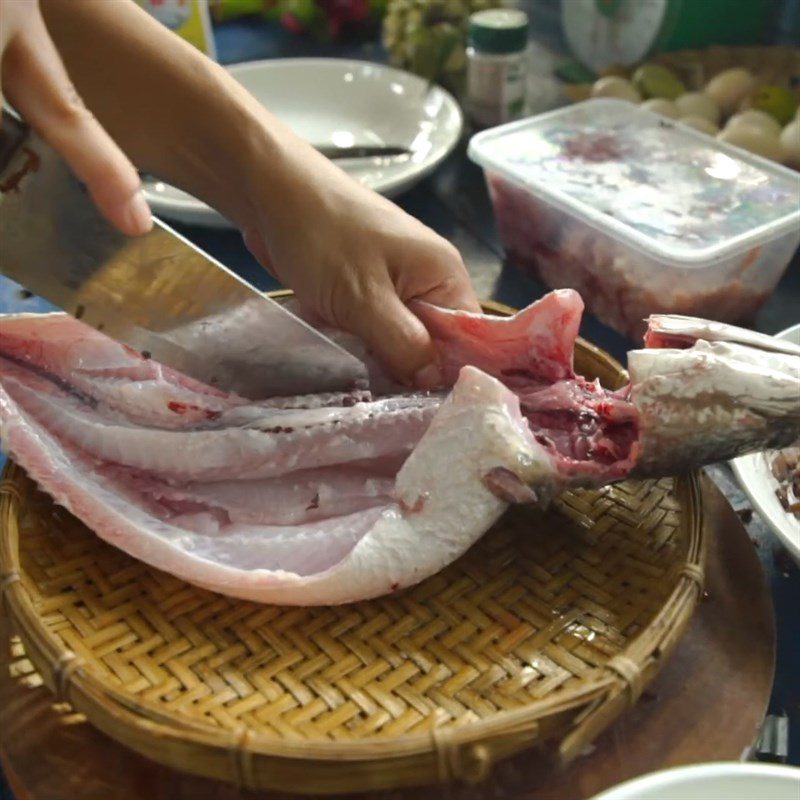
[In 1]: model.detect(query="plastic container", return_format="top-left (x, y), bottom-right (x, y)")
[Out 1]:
top-left (468, 98), bottom-right (800, 339)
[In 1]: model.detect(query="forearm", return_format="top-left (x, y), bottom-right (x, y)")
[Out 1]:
top-left (39, 0), bottom-right (305, 228)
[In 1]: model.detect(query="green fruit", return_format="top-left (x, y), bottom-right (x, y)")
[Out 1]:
top-left (382, 0), bottom-right (501, 93)
top-left (632, 63), bottom-right (686, 100)
top-left (283, 0), bottom-right (317, 25)
top-left (749, 85), bottom-right (798, 126)
top-left (407, 24), bottom-right (461, 82)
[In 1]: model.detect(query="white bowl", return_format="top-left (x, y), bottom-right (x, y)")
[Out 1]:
top-left (589, 762), bottom-right (800, 800)
top-left (731, 322), bottom-right (800, 566)
top-left (143, 58), bottom-right (463, 228)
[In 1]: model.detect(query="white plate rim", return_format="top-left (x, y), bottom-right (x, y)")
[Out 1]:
top-left (730, 321), bottom-right (800, 566)
top-left (588, 761), bottom-right (800, 800)
top-left (142, 57), bottom-right (464, 228)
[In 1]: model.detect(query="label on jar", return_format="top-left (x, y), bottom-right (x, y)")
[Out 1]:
top-left (467, 53), bottom-right (526, 127)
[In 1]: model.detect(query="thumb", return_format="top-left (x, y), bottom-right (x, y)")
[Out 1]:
top-left (342, 288), bottom-right (443, 390)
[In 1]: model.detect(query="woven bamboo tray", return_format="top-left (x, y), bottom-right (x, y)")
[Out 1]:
top-left (0, 297), bottom-right (707, 795)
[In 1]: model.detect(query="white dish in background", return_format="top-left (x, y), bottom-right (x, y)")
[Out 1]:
top-left (143, 58), bottom-right (463, 228)
top-left (731, 322), bottom-right (800, 566)
top-left (589, 762), bottom-right (800, 800)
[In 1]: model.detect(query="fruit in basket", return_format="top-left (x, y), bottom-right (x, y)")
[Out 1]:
top-left (743, 85), bottom-right (798, 126)
top-left (591, 76), bottom-right (641, 103)
top-left (640, 98), bottom-right (679, 118)
top-left (632, 63), bottom-right (685, 100)
top-left (718, 125), bottom-right (783, 162)
top-left (704, 67), bottom-right (756, 116)
top-left (679, 116), bottom-right (718, 136)
top-left (781, 119), bottom-right (800, 168)
top-left (382, 0), bottom-right (499, 93)
top-left (675, 92), bottom-right (720, 124)
top-left (725, 110), bottom-right (783, 137)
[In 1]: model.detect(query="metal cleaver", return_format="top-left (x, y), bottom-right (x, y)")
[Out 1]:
top-left (0, 108), bottom-right (368, 399)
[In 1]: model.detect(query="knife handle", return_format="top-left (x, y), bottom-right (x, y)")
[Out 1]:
top-left (0, 108), bottom-right (29, 175)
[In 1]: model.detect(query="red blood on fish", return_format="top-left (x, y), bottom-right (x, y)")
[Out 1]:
top-left (167, 401), bottom-right (221, 420)
top-left (643, 331), bottom-right (696, 350)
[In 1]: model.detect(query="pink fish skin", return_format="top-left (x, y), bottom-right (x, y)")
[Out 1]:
top-left (412, 289), bottom-right (581, 389)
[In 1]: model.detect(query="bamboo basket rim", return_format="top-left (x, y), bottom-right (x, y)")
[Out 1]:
top-left (0, 295), bottom-right (707, 791)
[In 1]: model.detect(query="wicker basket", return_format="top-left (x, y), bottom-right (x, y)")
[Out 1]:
top-left (0, 298), bottom-right (707, 794)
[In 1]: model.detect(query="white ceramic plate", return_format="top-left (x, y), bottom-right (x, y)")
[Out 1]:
top-left (589, 762), bottom-right (800, 800)
top-left (143, 58), bottom-right (463, 228)
top-left (731, 322), bottom-right (800, 566)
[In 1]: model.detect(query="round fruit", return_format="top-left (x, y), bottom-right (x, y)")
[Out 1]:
top-left (781, 120), bottom-right (800, 168)
top-left (718, 126), bottom-right (784, 162)
top-left (675, 92), bottom-right (720, 123)
top-left (704, 67), bottom-right (756, 115)
top-left (640, 98), bottom-right (679, 118)
top-left (591, 76), bottom-right (641, 103)
top-left (725, 110), bottom-right (783, 137)
top-left (632, 63), bottom-right (685, 100)
top-left (679, 116), bottom-right (718, 135)
top-left (746, 85), bottom-right (798, 126)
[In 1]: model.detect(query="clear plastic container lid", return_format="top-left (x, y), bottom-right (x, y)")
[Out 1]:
top-left (469, 99), bottom-right (800, 264)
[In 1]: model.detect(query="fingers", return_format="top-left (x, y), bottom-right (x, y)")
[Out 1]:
top-left (416, 271), bottom-right (482, 314)
top-left (393, 238), bottom-right (482, 313)
top-left (242, 227), bottom-right (279, 279)
top-left (338, 283), bottom-right (444, 390)
top-left (1, 9), bottom-right (150, 236)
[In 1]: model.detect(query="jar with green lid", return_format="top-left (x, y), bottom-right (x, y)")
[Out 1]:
top-left (465, 8), bottom-right (529, 128)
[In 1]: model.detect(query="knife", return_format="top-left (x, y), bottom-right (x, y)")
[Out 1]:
top-left (0, 109), bottom-right (368, 399)
top-left (313, 144), bottom-right (411, 160)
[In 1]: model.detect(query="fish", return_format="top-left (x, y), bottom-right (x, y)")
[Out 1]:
top-left (630, 315), bottom-right (800, 476)
top-left (0, 290), bottom-right (797, 605)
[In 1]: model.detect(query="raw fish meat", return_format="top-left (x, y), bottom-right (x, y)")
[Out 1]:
top-left (1, 290), bottom-right (798, 605)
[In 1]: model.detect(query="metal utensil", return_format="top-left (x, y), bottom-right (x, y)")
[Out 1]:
top-left (0, 109), bottom-right (368, 399)
top-left (138, 145), bottom-right (411, 188)
top-left (313, 144), bottom-right (411, 159)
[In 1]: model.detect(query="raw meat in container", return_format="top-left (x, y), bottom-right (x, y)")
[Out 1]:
top-left (470, 99), bottom-right (800, 340)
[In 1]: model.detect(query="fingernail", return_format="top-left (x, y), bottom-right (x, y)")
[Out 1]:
top-left (413, 362), bottom-right (444, 390)
top-left (124, 191), bottom-right (152, 235)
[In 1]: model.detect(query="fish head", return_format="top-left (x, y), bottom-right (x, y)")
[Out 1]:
top-left (630, 316), bottom-right (800, 477)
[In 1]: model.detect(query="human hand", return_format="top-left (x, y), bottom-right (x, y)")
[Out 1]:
top-left (241, 146), bottom-right (481, 390)
top-left (0, 0), bottom-right (150, 235)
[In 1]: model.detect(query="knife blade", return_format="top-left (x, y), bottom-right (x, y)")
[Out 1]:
top-left (313, 144), bottom-right (411, 160)
top-left (0, 109), bottom-right (368, 399)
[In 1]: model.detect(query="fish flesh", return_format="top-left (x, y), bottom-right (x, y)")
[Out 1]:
top-left (0, 290), bottom-right (798, 605)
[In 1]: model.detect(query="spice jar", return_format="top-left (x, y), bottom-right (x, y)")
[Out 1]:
top-left (465, 8), bottom-right (529, 128)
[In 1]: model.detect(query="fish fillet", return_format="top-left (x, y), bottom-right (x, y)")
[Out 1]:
top-left (1, 290), bottom-right (797, 605)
